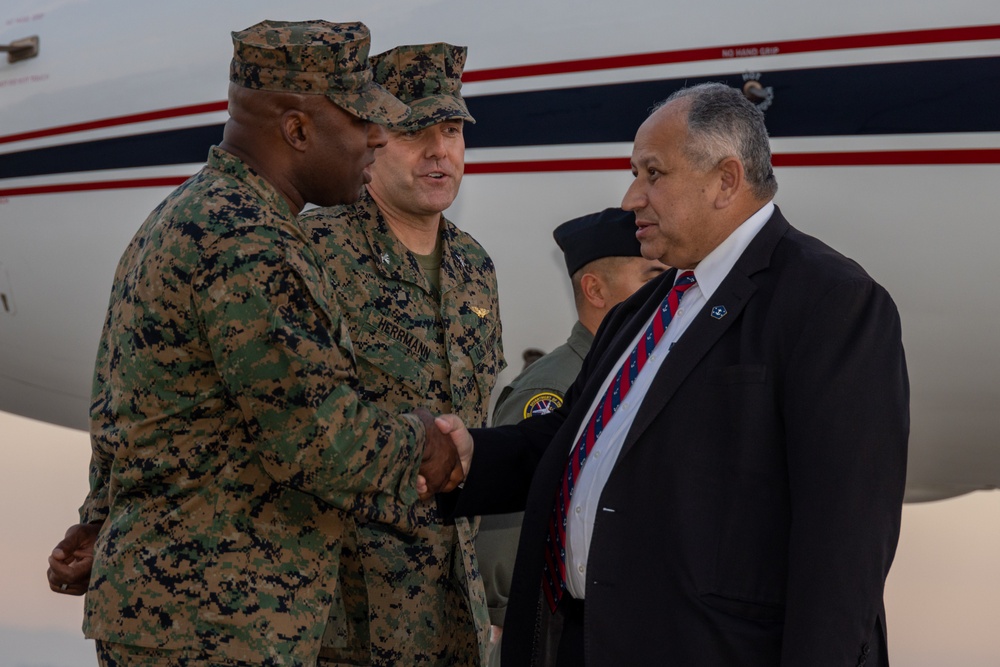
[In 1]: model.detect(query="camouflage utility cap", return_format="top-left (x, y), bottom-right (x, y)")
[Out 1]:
top-left (230, 19), bottom-right (409, 125)
top-left (370, 43), bottom-right (475, 130)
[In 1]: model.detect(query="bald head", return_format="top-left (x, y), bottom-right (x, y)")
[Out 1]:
top-left (220, 83), bottom-right (388, 213)
top-left (227, 83), bottom-right (315, 127)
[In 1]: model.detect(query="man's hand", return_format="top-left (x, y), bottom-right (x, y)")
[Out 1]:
top-left (415, 413), bottom-right (473, 497)
top-left (414, 408), bottom-right (464, 500)
top-left (434, 413), bottom-right (472, 475)
top-left (47, 522), bottom-right (102, 595)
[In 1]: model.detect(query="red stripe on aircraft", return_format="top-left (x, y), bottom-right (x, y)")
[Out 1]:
top-left (3, 149), bottom-right (998, 198)
top-left (1, 25), bottom-right (997, 145)
top-left (0, 101), bottom-right (228, 145)
top-left (466, 150), bottom-right (1000, 174)
top-left (0, 176), bottom-right (188, 197)
top-left (466, 158), bottom-right (630, 173)
top-left (462, 24), bottom-right (1000, 82)
top-left (772, 149), bottom-right (1000, 166)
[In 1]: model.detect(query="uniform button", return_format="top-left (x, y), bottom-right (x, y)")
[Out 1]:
top-left (575, 506), bottom-right (582, 514)
top-left (578, 564), bottom-right (585, 574)
top-left (676, 308), bottom-right (684, 316)
top-left (593, 450), bottom-right (600, 458)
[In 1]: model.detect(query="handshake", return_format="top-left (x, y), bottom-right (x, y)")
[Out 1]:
top-left (413, 409), bottom-right (471, 500)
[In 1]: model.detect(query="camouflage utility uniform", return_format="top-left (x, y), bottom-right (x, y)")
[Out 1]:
top-left (82, 147), bottom-right (427, 666)
top-left (301, 190), bottom-right (505, 666)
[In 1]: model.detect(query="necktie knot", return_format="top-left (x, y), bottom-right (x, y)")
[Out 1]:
top-left (675, 270), bottom-right (696, 288)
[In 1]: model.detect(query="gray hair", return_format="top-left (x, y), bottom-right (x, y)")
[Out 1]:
top-left (654, 82), bottom-right (778, 200)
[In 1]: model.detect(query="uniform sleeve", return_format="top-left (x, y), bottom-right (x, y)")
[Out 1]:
top-left (79, 451), bottom-right (111, 524)
top-left (491, 385), bottom-right (564, 428)
top-left (490, 386), bottom-right (523, 428)
top-left (79, 305), bottom-right (116, 524)
top-left (191, 229), bottom-right (426, 526)
top-left (780, 278), bottom-right (908, 665)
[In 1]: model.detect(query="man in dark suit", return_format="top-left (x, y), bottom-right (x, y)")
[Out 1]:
top-left (437, 82), bottom-right (909, 666)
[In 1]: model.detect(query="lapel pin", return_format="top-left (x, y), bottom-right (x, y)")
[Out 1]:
top-left (711, 305), bottom-right (728, 319)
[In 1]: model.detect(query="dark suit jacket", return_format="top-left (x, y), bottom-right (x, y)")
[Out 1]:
top-left (455, 208), bottom-right (909, 666)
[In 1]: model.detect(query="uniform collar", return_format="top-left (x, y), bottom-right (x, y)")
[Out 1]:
top-left (207, 146), bottom-right (294, 222)
top-left (358, 190), bottom-right (474, 292)
top-left (567, 320), bottom-right (595, 360)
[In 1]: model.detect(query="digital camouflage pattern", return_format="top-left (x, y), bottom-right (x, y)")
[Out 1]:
top-left (300, 191), bottom-right (506, 666)
top-left (230, 20), bottom-right (410, 125)
top-left (369, 43), bottom-right (475, 130)
top-left (81, 147), bottom-right (430, 666)
top-left (96, 639), bottom-right (259, 667)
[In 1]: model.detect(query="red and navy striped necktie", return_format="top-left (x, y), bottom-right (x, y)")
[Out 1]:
top-left (542, 271), bottom-right (697, 612)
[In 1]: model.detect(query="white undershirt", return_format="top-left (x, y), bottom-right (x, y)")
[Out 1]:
top-left (563, 201), bottom-right (774, 599)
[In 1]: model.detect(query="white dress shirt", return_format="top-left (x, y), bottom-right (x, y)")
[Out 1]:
top-left (563, 201), bottom-right (775, 599)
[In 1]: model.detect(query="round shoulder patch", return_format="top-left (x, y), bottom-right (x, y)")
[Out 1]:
top-left (523, 392), bottom-right (564, 419)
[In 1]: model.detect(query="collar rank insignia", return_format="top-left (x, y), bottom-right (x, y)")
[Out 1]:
top-left (471, 306), bottom-right (489, 319)
top-left (711, 305), bottom-right (728, 320)
top-left (381, 252), bottom-right (391, 265)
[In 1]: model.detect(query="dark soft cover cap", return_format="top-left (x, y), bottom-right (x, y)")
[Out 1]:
top-left (553, 207), bottom-right (643, 276)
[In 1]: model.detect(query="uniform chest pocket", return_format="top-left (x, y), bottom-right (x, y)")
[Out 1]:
top-left (354, 311), bottom-right (433, 397)
top-left (465, 322), bottom-right (505, 417)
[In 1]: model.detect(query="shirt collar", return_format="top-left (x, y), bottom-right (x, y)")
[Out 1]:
top-left (684, 201), bottom-right (774, 300)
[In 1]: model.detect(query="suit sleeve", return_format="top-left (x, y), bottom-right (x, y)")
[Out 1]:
top-left (780, 277), bottom-right (908, 665)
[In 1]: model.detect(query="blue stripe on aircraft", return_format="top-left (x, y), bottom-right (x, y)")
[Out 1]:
top-left (1, 56), bottom-right (998, 180)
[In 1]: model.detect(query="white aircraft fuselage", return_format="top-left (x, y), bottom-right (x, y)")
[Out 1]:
top-left (1, 0), bottom-right (998, 502)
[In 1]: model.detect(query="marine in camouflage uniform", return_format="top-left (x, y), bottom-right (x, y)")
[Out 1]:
top-left (478, 208), bottom-right (665, 667)
top-left (72, 21), bottom-right (458, 667)
top-left (299, 44), bottom-right (505, 667)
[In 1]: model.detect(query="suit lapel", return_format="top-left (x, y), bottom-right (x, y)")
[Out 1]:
top-left (560, 271), bottom-right (678, 457)
top-left (619, 209), bottom-right (791, 460)
top-left (524, 271), bottom-right (677, 539)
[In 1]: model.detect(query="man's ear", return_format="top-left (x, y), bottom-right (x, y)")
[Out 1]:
top-left (280, 108), bottom-right (309, 152)
top-left (580, 272), bottom-right (607, 309)
top-left (714, 156), bottom-right (744, 208)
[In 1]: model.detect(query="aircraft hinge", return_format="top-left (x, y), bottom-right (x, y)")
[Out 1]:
top-left (1, 36), bottom-right (39, 64)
